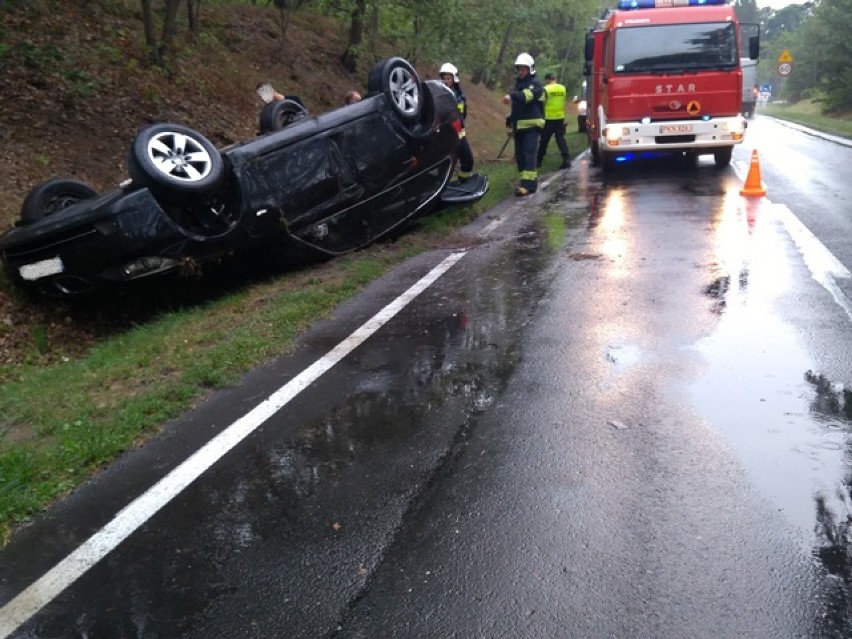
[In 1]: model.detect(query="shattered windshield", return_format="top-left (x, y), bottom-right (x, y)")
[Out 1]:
top-left (614, 22), bottom-right (737, 73)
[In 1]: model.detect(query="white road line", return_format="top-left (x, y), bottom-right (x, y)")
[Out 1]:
top-left (481, 219), bottom-right (503, 236)
top-left (733, 156), bottom-right (852, 319)
top-left (772, 203), bottom-right (852, 321)
top-left (0, 251), bottom-right (467, 638)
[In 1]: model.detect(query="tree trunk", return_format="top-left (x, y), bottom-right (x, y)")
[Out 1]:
top-left (367, 0), bottom-right (379, 62)
top-left (187, 0), bottom-right (201, 34)
top-left (340, 0), bottom-right (366, 73)
top-left (490, 22), bottom-right (514, 90)
top-left (277, 5), bottom-right (292, 41)
top-left (159, 0), bottom-right (182, 63)
top-left (140, 0), bottom-right (162, 66)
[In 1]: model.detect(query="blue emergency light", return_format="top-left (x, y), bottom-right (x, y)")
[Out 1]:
top-left (617, 0), bottom-right (726, 9)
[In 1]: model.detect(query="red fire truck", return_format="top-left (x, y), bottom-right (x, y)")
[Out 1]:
top-left (583, 0), bottom-right (759, 171)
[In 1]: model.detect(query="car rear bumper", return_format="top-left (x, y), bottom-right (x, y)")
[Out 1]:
top-left (0, 188), bottom-right (197, 294)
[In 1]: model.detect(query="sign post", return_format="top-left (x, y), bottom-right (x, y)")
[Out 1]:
top-left (777, 50), bottom-right (793, 97)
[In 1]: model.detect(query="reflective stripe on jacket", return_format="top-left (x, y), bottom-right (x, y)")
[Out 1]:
top-left (508, 74), bottom-right (544, 131)
top-left (452, 85), bottom-right (468, 127)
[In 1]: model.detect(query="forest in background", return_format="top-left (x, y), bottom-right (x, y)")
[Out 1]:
top-left (732, 0), bottom-right (851, 112)
top-left (126, 0), bottom-right (851, 112)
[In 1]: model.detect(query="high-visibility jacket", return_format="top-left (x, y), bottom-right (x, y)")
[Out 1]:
top-left (543, 82), bottom-right (568, 121)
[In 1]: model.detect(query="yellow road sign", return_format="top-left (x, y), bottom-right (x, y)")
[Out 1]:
top-left (779, 50), bottom-right (793, 63)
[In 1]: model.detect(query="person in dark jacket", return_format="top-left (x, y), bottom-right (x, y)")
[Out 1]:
top-left (537, 72), bottom-right (571, 170)
top-left (440, 62), bottom-right (475, 182)
top-left (502, 52), bottom-right (544, 196)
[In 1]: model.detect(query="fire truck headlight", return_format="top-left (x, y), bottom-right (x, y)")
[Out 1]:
top-left (604, 126), bottom-right (627, 145)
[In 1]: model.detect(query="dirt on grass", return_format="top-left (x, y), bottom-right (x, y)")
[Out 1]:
top-left (0, 1), bottom-right (510, 372)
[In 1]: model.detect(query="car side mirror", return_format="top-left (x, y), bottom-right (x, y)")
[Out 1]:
top-left (748, 35), bottom-right (759, 60)
top-left (584, 34), bottom-right (594, 62)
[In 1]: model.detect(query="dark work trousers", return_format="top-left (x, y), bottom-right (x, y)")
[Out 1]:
top-left (457, 135), bottom-right (474, 177)
top-left (515, 126), bottom-right (541, 192)
top-left (537, 119), bottom-right (569, 166)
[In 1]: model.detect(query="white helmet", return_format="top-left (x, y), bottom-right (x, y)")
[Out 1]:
top-left (439, 62), bottom-right (459, 83)
top-left (514, 52), bottom-right (536, 75)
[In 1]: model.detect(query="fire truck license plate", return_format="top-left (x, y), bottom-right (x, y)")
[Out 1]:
top-left (660, 124), bottom-right (693, 134)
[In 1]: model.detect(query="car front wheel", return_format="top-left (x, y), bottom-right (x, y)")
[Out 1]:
top-left (367, 57), bottom-right (422, 124)
top-left (128, 123), bottom-right (224, 204)
top-left (19, 179), bottom-right (98, 225)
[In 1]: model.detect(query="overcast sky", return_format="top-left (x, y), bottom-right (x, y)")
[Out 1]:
top-left (756, 0), bottom-right (797, 10)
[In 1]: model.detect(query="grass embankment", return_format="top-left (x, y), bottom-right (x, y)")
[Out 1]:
top-left (760, 100), bottom-right (852, 139)
top-left (0, 132), bottom-right (587, 544)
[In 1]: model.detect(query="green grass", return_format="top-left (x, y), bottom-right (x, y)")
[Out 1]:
top-left (0, 252), bottom-right (408, 541)
top-left (0, 134), bottom-right (589, 544)
top-left (760, 100), bottom-right (852, 139)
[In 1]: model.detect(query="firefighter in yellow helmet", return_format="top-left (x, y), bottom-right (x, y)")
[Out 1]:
top-left (439, 62), bottom-right (475, 182)
top-left (537, 72), bottom-right (571, 170)
top-left (502, 52), bottom-right (544, 196)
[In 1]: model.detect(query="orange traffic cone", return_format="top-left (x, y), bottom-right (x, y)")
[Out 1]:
top-left (740, 149), bottom-right (767, 197)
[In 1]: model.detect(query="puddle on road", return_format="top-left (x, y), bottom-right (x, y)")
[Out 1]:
top-left (61, 210), bottom-right (582, 638)
top-left (605, 343), bottom-right (643, 370)
top-left (689, 196), bottom-right (852, 556)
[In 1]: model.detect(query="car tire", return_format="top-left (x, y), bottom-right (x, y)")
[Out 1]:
top-left (19, 178), bottom-right (98, 225)
top-left (367, 57), bottom-right (422, 124)
top-left (128, 123), bottom-right (224, 204)
top-left (259, 99), bottom-right (308, 134)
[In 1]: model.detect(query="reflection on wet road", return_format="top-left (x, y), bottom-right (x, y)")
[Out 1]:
top-left (691, 195), bottom-right (851, 546)
top-left (3, 142), bottom-right (852, 637)
top-left (336, 155), bottom-right (852, 637)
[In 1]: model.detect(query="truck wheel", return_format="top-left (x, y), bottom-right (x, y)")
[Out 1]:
top-left (714, 147), bottom-right (733, 168)
top-left (590, 140), bottom-right (600, 166)
top-left (600, 151), bottom-right (616, 172)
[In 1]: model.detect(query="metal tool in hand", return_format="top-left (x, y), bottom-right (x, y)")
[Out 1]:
top-left (496, 129), bottom-right (513, 159)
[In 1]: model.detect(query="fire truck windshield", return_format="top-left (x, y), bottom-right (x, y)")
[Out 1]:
top-left (613, 22), bottom-right (737, 74)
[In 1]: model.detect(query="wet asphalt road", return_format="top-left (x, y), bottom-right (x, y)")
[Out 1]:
top-left (2, 117), bottom-right (852, 638)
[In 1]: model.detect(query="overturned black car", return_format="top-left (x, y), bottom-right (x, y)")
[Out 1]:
top-left (0, 57), bottom-right (488, 296)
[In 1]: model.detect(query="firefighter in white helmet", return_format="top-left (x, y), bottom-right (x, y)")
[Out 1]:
top-left (439, 62), bottom-right (475, 183)
top-left (502, 52), bottom-right (544, 196)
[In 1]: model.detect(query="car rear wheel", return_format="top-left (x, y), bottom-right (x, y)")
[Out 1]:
top-left (367, 57), bottom-right (422, 124)
top-left (19, 179), bottom-right (98, 225)
top-left (259, 99), bottom-right (308, 134)
top-left (128, 123), bottom-right (224, 204)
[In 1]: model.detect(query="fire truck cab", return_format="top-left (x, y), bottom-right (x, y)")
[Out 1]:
top-left (584, 0), bottom-right (759, 171)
